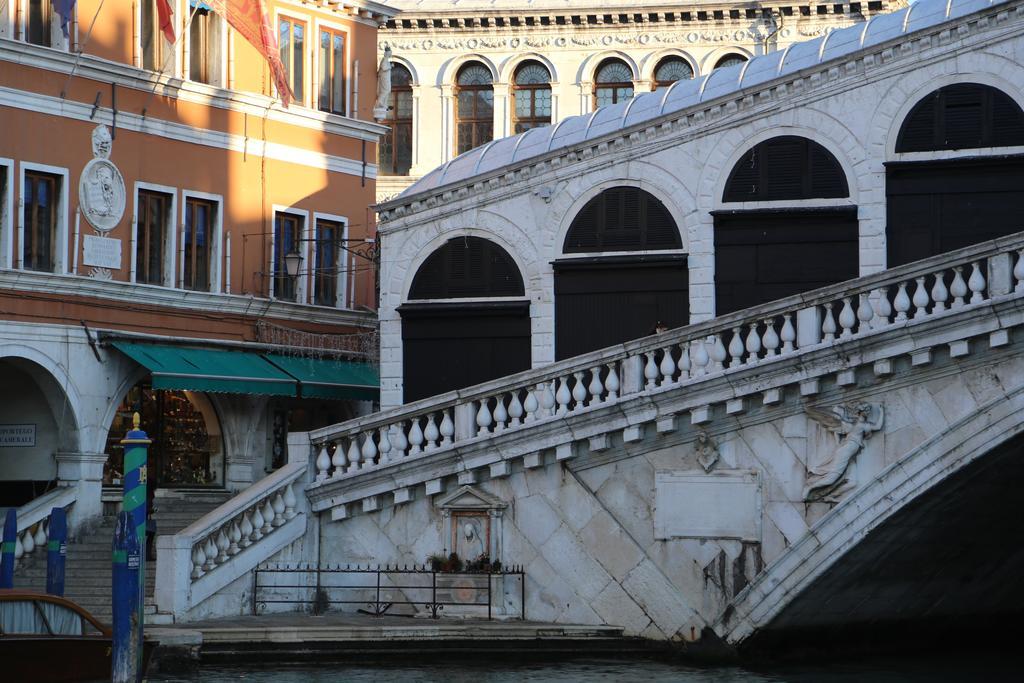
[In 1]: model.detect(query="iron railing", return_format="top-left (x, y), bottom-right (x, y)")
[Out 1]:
top-left (252, 563), bottom-right (526, 620)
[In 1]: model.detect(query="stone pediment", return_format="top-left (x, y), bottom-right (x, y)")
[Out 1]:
top-left (435, 485), bottom-right (506, 510)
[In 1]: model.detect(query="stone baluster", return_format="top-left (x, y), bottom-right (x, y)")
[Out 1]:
top-left (330, 442), bottom-right (346, 478)
top-left (378, 426), bottom-right (392, 464)
top-left (228, 520), bottom-right (241, 555)
top-left (950, 266), bottom-right (968, 307)
top-left (315, 445), bottom-right (331, 481)
top-left (360, 432), bottom-right (378, 467)
top-left (476, 399), bottom-right (493, 435)
top-left (587, 367), bottom-right (605, 406)
top-left (250, 506), bottom-right (265, 542)
top-left (440, 411), bottom-right (455, 444)
top-left (856, 293), bottom-right (874, 333)
top-left (873, 287), bottom-right (892, 328)
top-left (13, 534), bottom-right (23, 562)
top-left (893, 283), bottom-right (911, 321)
top-left (239, 511), bottom-right (254, 548)
top-left (507, 391), bottom-right (525, 425)
top-left (391, 423), bottom-right (409, 459)
top-left (493, 396), bottom-right (509, 431)
top-left (678, 341), bottom-right (692, 380)
top-left (912, 276), bottom-right (930, 319)
top-left (346, 438), bottom-right (361, 473)
top-left (644, 352), bottom-right (659, 389)
top-left (22, 527), bottom-right (35, 555)
top-left (931, 271), bottom-right (949, 312)
top-left (821, 303), bottom-right (837, 342)
top-left (408, 418), bottom-right (425, 454)
top-left (1015, 250), bottom-right (1024, 292)
top-left (658, 347), bottom-right (676, 385)
top-left (34, 523), bottom-right (47, 553)
top-left (203, 537), bottom-right (217, 571)
top-left (215, 530), bottom-right (230, 563)
top-left (692, 337), bottom-right (710, 376)
top-left (572, 371), bottom-right (588, 408)
top-left (762, 319), bottom-right (780, 357)
top-left (260, 500), bottom-right (275, 534)
top-left (555, 376), bottom-right (572, 414)
top-left (424, 413), bottom-right (440, 449)
top-left (838, 297), bottom-right (856, 338)
top-left (283, 483), bottom-right (297, 520)
top-left (968, 261), bottom-right (986, 303)
top-left (523, 388), bottom-right (539, 422)
top-left (780, 315), bottom-right (796, 353)
top-left (728, 327), bottom-right (744, 368)
top-left (710, 335), bottom-right (728, 370)
top-left (744, 321), bottom-right (762, 363)
top-left (606, 363), bottom-right (620, 400)
top-left (191, 544), bottom-right (206, 579)
top-left (540, 381), bottom-right (556, 417)
top-left (271, 492), bottom-right (286, 527)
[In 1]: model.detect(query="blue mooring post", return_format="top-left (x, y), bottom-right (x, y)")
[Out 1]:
top-left (112, 511), bottom-right (141, 683)
top-left (121, 412), bottom-right (151, 682)
top-left (45, 507), bottom-right (67, 596)
top-left (1, 508), bottom-right (16, 588)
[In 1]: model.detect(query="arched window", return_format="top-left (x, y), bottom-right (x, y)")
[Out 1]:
top-left (409, 236), bottom-right (524, 299)
top-left (594, 59), bottom-right (634, 108)
top-left (380, 64), bottom-right (413, 176)
top-left (454, 63), bottom-right (494, 155)
top-left (896, 83), bottom-right (1024, 153)
top-left (714, 53), bottom-right (747, 70)
top-left (513, 61), bottom-right (552, 134)
top-left (723, 136), bottom-right (849, 202)
top-left (564, 187), bottom-right (681, 253)
top-left (653, 57), bottom-right (694, 90)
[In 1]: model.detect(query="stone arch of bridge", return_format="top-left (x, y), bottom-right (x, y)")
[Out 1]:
top-left (716, 383), bottom-right (1024, 646)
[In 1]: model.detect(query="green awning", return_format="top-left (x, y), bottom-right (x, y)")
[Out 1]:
top-left (111, 341), bottom-right (297, 397)
top-left (264, 354), bottom-right (379, 401)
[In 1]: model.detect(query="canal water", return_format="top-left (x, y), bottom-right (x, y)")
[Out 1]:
top-left (148, 653), bottom-right (1021, 682)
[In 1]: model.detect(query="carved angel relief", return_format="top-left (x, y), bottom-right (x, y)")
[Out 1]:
top-left (803, 403), bottom-right (884, 502)
top-left (695, 430), bottom-right (720, 472)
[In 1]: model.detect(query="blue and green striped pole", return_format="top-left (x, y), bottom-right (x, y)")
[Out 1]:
top-left (1, 508), bottom-right (15, 588)
top-left (111, 510), bottom-right (140, 683)
top-left (45, 507), bottom-right (67, 596)
top-left (121, 412), bottom-right (151, 681)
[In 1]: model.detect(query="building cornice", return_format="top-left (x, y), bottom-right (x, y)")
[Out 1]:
top-left (376, 0), bottom-right (1020, 225)
top-left (0, 38), bottom-right (389, 143)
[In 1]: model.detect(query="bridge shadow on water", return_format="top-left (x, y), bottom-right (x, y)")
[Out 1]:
top-left (741, 429), bottom-right (1024, 664)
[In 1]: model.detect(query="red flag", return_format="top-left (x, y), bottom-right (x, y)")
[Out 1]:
top-left (157, 0), bottom-right (175, 44)
top-left (206, 0), bottom-right (293, 107)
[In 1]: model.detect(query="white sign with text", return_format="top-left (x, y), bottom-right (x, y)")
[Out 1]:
top-left (82, 235), bottom-right (123, 270)
top-left (0, 424), bottom-right (37, 447)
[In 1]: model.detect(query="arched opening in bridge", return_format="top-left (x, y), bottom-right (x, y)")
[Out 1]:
top-left (401, 236), bottom-right (530, 402)
top-left (887, 82), bottom-right (1024, 267)
top-left (741, 428), bottom-right (1024, 657)
top-left (0, 358), bottom-right (77, 507)
top-left (715, 135), bottom-right (856, 315)
top-left (555, 186), bottom-right (686, 360)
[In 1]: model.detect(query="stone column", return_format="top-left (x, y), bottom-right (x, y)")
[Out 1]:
top-left (55, 452), bottom-right (107, 534)
top-left (578, 82), bottom-right (594, 115)
top-left (633, 80), bottom-right (654, 95)
top-left (409, 84), bottom-right (424, 173)
top-left (440, 84), bottom-right (455, 163)
top-left (493, 83), bottom-right (511, 139)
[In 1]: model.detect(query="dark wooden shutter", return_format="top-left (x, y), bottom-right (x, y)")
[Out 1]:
top-left (563, 187), bottom-right (682, 253)
top-left (723, 136), bottom-right (849, 202)
top-left (896, 83), bottom-right (1024, 152)
top-left (409, 236), bottom-right (524, 299)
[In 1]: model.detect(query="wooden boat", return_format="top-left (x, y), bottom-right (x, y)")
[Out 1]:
top-left (0, 589), bottom-right (155, 682)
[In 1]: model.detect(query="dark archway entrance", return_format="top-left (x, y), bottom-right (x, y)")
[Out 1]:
top-left (715, 135), bottom-right (857, 315)
top-left (555, 186), bottom-right (687, 360)
top-left (400, 236), bottom-right (530, 402)
top-left (887, 83), bottom-right (1024, 267)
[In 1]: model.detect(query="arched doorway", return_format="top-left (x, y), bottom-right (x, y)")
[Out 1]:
top-left (400, 236), bottom-right (530, 402)
top-left (103, 381), bottom-right (224, 488)
top-left (555, 186), bottom-right (686, 360)
top-left (887, 83), bottom-right (1024, 266)
top-left (715, 135), bottom-right (856, 314)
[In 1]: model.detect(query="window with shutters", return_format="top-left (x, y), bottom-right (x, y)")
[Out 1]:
top-left (895, 83), bottom-right (1024, 153)
top-left (454, 63), bottom-right (494, 155)
top-left (135, 189), bottom-right (172, 285)
top-left (273, 211), bottom-right (303, 301)
top-left (723, 136), bottom-right (849, 202)
top-left (563, 187), bottom-right (682, 254)
top-left (26, 0), bottom-right (52, 48)
top-left (379, 65), bottom-right (413, 175)
top-left (653, 57), bottom-right (694, 90)
top-left (313, 217), bottom-right (344, 307)
top-left (189, 3), bottom-right (224, 86)
top-left (594, 59), bottom-right (634, 108)
top-left (512, 61), bottom-right (552, 134)
top-left (409, 236), bottom-right (524, 300)
top-left (141, 0), bottom-right (172, 72)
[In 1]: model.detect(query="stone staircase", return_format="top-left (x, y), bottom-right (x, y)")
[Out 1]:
top-left (152, 489), bottom-right (233, 537)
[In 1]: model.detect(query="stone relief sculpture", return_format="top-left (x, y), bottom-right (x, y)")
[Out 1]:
top-left (79, 124), bottom-right (126, 234)
top-left (803, 403), bottom-right (884, 502)
top-left (695, 430), bottom-right (720, 472)
top-left (373, 46), bottom-right (392, 121)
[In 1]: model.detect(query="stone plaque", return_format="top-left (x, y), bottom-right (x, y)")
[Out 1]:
top-left (0, 424), bottom-right (36, 447)
top-left (654, 470), bottom-right (761, 541)
top-left (82, 235), bottom-right (122, 270)
top-left (78, 125), bottom-right (126, 233)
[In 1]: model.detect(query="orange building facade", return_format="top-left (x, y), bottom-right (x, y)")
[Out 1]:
top-left (0, 0), bottom-right (395, 531)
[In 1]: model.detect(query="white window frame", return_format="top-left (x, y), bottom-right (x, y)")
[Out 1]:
top-left (16, 0), bottom-right (73, 51)
top-left (180, 189), bottom-right (223, 293)
top-left (0, 158), bottom-right (13, 269)
top-left (270, 205), bottom-right (310, 303)
top-left (312, 211), bottom-right (349, 309)
top-left (18, 161), bottom-right (69, 274)
top-left (313, 17), bottom-right (351, 118)
top-left (274, 10), bottom-right (312, 108)
top-left (135, 0), bottom-right (179, 75)
top-left (183, 2), bottom-right (228, 88)
top-left (132, 181), bottom-right (178, 287)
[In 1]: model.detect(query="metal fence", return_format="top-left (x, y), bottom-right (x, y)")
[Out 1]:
top-left (252, 563), bottom-right (526, 620)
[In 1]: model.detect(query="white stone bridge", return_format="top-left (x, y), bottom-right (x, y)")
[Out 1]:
top-left (290, 233), bottom-right (1024, 647)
